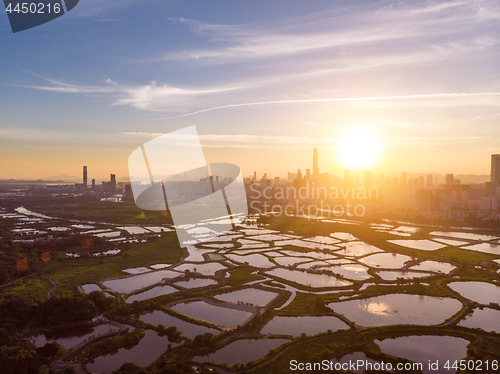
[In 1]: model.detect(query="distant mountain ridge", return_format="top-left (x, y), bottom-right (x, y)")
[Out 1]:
top-left (44, 175), bottom-right (80, 182)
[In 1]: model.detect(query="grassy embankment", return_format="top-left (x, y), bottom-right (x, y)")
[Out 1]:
top-left (37, 232), bottom-right (185, 296)
top-left (22, 195), bottom-right (172, 225)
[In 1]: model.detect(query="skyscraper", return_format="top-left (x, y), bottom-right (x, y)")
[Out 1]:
top-left (83, 166), bottom-right (87, 188)
top-left (313, 147), bottom-right (319, 178)
top-left (492, 154), bottom-right (500, 187)
top-left (110, 174), bottom-right (116, 190)
top-left (446, 173), bottom-right (454, 186)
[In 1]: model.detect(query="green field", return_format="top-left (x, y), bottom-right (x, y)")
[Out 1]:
top-left (22, 195), bottom-right (173, 225)
top-left (38, 233), bottom-right (185, 296)
top-left (1, 276), bottom-right (53, 302)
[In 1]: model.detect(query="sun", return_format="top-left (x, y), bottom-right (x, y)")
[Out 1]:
top-left (337, 126), bottom-right (382, 170)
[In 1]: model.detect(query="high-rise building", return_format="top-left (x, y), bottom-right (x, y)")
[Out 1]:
top-left (491, 154), bottom-right (500, 187)
top-left (313, 147), bottom-right (319, 178)
top-left (426, 174), bottom-right (433, 187)
top-left (344, 170), bottom-right (350, 182)
top-left (91, 178), bottom-right (95, 189)
top-left (110, 174), bottom-right (116, 190)
top-left (83, 166), bottom-right (87, 188)
top-left (445, 173), bottom-right (454, 186)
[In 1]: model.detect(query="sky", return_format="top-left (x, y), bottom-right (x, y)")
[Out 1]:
top-left (0, 0), bottom-right (499, 181)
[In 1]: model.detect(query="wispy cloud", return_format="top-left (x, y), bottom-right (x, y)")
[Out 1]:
top-left (146, 92), bottom-right (500, 119)
top-left (23, 78), bottom-right (247, 111)
top-left (118, 131), bottom-right (318, 149)
top-left (160, 1), bottom-right (499, 65)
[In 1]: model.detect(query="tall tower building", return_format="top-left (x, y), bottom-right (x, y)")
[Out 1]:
top-left (83, 166), bottom-right (87, 188)
top-left (313, 147), bottom-right (319, 178)
top-left (426, 174), bottom-right (433, 187)
top-left (492, 154), bottom-right (500, 187)
top-left (445, 173), bottom-right (454, 186)
top-left (110, 174), bottom-right (116, 190)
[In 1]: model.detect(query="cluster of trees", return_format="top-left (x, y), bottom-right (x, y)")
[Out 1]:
top-left (192, 332), bottom-right (215, 348)
top-left (112, 362), bottom-right (217, 374)
top-left (157, 324), bottom-right (182, 343)
top-left (36, 295), bottom-right (96, 327)
top-left (0, 290), bottom-right (119, 374)
top-left (0, 342), bottom-right (64, 374)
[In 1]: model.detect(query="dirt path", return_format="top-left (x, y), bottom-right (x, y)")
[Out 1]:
top-left (21, 277), bottom-right (57, 335)
top-left (0, 274), bottom-right (32, 288)
top-left (42, 276), bottom-right (57, 298)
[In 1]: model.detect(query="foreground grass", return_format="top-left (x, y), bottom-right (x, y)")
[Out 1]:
top-left (38, 233), bottom-right (185, 296)
top-left (1, 276), bottom-right (53, 302)
top-left (249, 326), bottom-right (500, 374)
top-left (23, 195), bottom-right (173, 225)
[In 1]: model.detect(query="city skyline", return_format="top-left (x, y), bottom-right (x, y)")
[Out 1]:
top-left (1, 1), bottom-right (499, 179)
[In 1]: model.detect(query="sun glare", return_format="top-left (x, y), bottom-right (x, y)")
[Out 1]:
top-left (337, 126), bottom-right (382, 170)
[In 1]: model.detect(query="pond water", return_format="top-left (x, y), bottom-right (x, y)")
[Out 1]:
top-left (410, 261), bottom-right (455, 273)
top-left (448, 281), bottom-right (500, 304)
top-left (171, 301), bottom-right (253, 327)
top-left (266, 251), bottom-right (284, 257)
top-left (201, 243), bottom-right (235, 249)
top-left (81, 229), bottom-right (111, 234)
top-left (173, 262), bottom-right (226, 276)
top-left (81, 284), bottom-right (102, 293)
top-left (389, 240), bottom-right (444, 251)
top-left (71, 224), bottom-right (95, 229)
top-left (261, 316), bottom-right (348, 336)
top-left (281, 250), bottom-right (335, 260)
top-left (337, 242), bottom-right (383, 257)
top-left (239, 228), bottom-right (278, 235)
top-left (370, 224), bottom-right (394, 229)
top-left (329, 264), bottom-right (371, 280)
top-left (247, 233), bottom-right (290, 242)
top-left (430, 231), bottom-right (498, 241)
top-left (123, 267), bottom-right (151, 274)
top-left (102, 270), bottom-right (182, 294)
top-left (139, 310), bottom-right (220, 338)
top-left (231, 248), bottom-right (272, 255)
top-left (214, 288), bottom-right (279, 307)
top-left (96, 231), bottom-right (122, 238)
top-left (16, 207), bottom-right (54, 219)
top-left (394, 226), bottom-right (419, 234)
top-left (34, 323), bottom-right (116, 348)
top-left (359, 253), bottom-right (413, 269)
top-left (150, 226), bottom-right (174, 232)
top-left (331, 232), bottom-right (358, 241)
top-left (117, 226), bottom-right (150, 235)
top-left (184, 246), bottom-right (213, 262)
top-left (150, 263), bottom-right (171, 269)
top-left (238, 243), bottom-right (274, 250)
top-left (86, 329), bottom-right (173, 374)
top-left (193, 338), bottom-right (288, 365)
top-left (432, 237), bottom-right (469, 246)
top-left (459, 307), bottom-right (500, 333)
top-left (281, 239), bottom-right (339, 251)
top-left (296, 261), bottom-right (330, 269)
top-left (376, 335), bottom-right (469, 374)
top-left (462, 242), bottom-right (500, 255)
top-left (331, 352), bottom-right (381, 374)
top-left (175, 278), bottom-right (217, 289)
top-left (376, 271), bottom-right (432, 281)
top-left (205, 233), bottom-right (242, 242)
top-left (126, 285), bottom-right (178, 303)
top-left (267, 268), bottom-right (351, 288)
top-left (273, 256), bottom-right (310, 266)
top-left (226, 253), bottom-right (275, 268)
top-left (329, 294), bottom-right (462, 326)
top-left (305, 236), bottom-right (340, 244)
top-left (48, 226), bottom-right (70, 231)
top-left (387, 230), bottom-right (412, 237)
